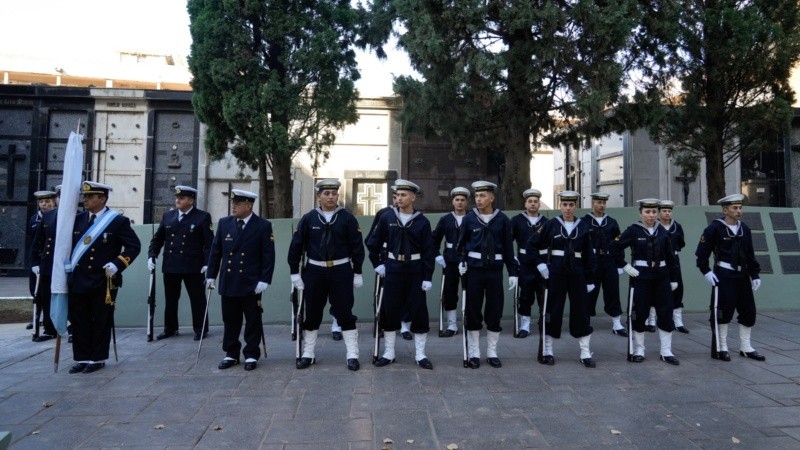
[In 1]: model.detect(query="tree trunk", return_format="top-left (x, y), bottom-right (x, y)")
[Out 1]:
top-left (258, 159), bottom-right (270, 218)
top-left (269, 152), bottom-right (294, 218)
top-left (502, 125), bottom-right (531, 210)
top-left (704, 143), bottom-right (726, 204)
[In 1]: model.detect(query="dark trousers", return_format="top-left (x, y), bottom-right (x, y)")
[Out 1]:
top-left (465, 267), bottom-right (504, 332)
top-left (69, 288), bottom-right (117, 362)
top-left (708, 271), bottom-right (756, 327)
top-left (36, 275), bottom-right (57, 336)
top-left (629, 276), bottom-right (675, 332)
top-left (517, 263), bottom-right (545, 316)
top-left (441, 263), bottom-right (463, 311)
top-left (587, 256), bottom-right (622, 318)
top-left (541, 272), bottom-right (592, 339)
top-left (302, 264), bottom-right (357, 331)
top-left (221, 294), bottom-right (263, 360)
top-left (381, 271), bottom-right (429, 333)
top-left (163, 272), bottom-right (208, 333)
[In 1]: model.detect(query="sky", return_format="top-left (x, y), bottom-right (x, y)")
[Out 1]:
top-left (0, 0), bottom-right (415, 97)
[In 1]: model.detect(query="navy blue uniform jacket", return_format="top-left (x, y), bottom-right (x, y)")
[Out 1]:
top-left (365, 208), bottom-right (435, 280)
top-left (148, 208), bottom-right (213, 273)
top-left (433, 212), bottom-right (465, 264)
top-left (612, 222), bottom-right (678, 281)
top-left (695, 219), bottom-right (760, 280)
top-left (511, 213), bottom-right (548, 265)
top-left (527, 216), bottom-right (595, 278)
top-left (287, 206), bottom-right (364, 274)
top-left (207, 215), bottom-right (275, 297)
top-left (456, 209), bottom-right (519, 276)
top-left (32, 209), bottom-right (58, 275)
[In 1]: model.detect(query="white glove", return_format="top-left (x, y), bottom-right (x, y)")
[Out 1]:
top-left (536, 263), bottom-right (549, 280)
top-left (623, 264), bottom-right (640, 277)
top-left (254, 281), bottom-right (268, 294)
top-left (617, 268), bottom-right (624, 275)
top-left (421, 281), bottom-right (432, 291)
top-left (200, 266), bottom-right (207, 274)
top-left (435, 255), bottom-right (446, 268)
top-left (31, 266), bottom-right (40, 275)
top-left (752, 278), bottom-right (761, 291)
top-left (374, 264), bottom-right (386, 278)
top-left (586, 284), bottom-right (595, 293)
top-left (670, 282), bottom-right (678, 291)
top-left (704, 271), bottom-right (719, 286)
top-left (458, 262), bottom-right (468, 276)
top-left (353, 273), bottom-right (363, 289)
top-left (103, 262), bottom-right (118, 277)
top-left (147, 257), bottom-right (156, 272)
top-left (508, 276), bottom-right (518, 291)
top-left (290, 273), bottom-right (305, 290)
top-left (205, 278), bottom-right (216, 289)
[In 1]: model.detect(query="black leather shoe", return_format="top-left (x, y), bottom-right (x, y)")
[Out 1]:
top-left (69, 363), bottom-right (88, 374)
top-left (82, 362), bottom-right (105, 373)
top-left (676, 326), bottom-right (690, 334)
top-left (26, 322), bottom-right (33, 330)
top-left (346, 358), bottom-right (360, 371)
top-left (712, 351), bottom-right (731, 361)
top-left (218, 358), bottom-right (239, 370)
top-left (296, 357), bottom-right (315, 369)
top-left (244, 361), bottom-right (257, 371)
top-left (373, 357), bottom-right (395, 367)
top-left (331, 331), bottom-right (343, 341)
top-left (629, 355), bottom-right (645, 363)
top-left (156, 331), bottom-right (178, 340)
top-left (487, 357), bottom-right (502, 368)
top-left (416, 358), bottom-right (433, 370)
top-left (660, 355), bottom-right (680, 365)
top-left (539, 355), bottom-right (555, 365)
top-left (740, 350), bottom-right (766, 361)
top-left (515, 330), bottom-right (530, 339)
top-left (612, 328), bottom-right (629, 337)
top-left (439, 329), bottom-right (456, 338)
top-left (581, 357), bottom-right (596, 368)
top-left (645, 325), bottom-right (657, 333)
top-left (467, 357), bottom-right (480, 369)
top-left (401, 331), bottom-right (412, 340)
top-left (193, 331), bottom-right (208, 341)
top-left (33, 334), bottom-right (54, 342)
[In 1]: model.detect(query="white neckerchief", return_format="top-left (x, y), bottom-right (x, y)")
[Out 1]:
top-left (592, 214), bottom-right (606, 225)
top-left (563, 220), bottom-right (576, 234)
top-left (726, 222), bottom-right (740, 234)
top-left (527, 214), bottom-right (541, 226)
top-left (398, 211), bottom-right (412, 226)
top-left (321, 210), bottom-right (335, 222)
top-left (646, 225), bottom-right (657, 235)
top-left (454, 213), bottom-right (464, 226)
top-left (480, 213), bottom-right (493, 223)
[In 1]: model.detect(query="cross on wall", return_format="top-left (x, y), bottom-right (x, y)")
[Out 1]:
top-left (357, 183), bottom-right (385, 216)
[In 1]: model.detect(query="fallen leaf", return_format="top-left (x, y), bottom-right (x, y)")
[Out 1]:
top-left (732, 437), bottom-right (740, 444)
top-left (381, 447), bottom-right (389, 450)
top-left (610, 429), bottom-right (622, 435)
top-left (212, 425), bottom-right (222, 431)
top-left (447, 444), bottom-right (459, 450)
top-left (154, 424), bottom-right (165, 430)
top-left (406, 439), bottom-right (414, 443)
top-left (383, 438), bottom-right (394, 444)
top-left (42, 401), bottom-right (53, 408)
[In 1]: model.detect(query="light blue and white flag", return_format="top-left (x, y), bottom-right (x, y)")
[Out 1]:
top-left (50, 131), bottom-right (84, 336)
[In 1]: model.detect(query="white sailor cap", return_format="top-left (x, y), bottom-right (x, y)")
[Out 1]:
top-left (590, 192), bottom-right (610, 201)
top-left (450, 187), bottom-right (470, 198)
top-left (174, 185), bottom-right (198, 198)
top-left (472, 181), bottom-right (497, 192)
top-left (558, 190), bottom-right (580, 202)
top-left (229, 189), bottom-right (258, 203)
top-left (34, 190), bottom-right (57, 200)
top-left (717, 193), bottom-right (745, 206)
top-left (523, 188), bottom-right (542, 199)
top-left (81, 181), bottom-right (112, 195)
top-left (658, 200), bottom-right (675, 209)
top-left (637, 198), bottom-right (661, 208)
top-left (393, 179), bottom-right (420, 193)
top-left (315, 179), bottom-right (341, 192)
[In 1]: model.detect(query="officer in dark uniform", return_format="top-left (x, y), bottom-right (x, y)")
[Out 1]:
top-left (456, 181), bottom-right (519, 369)
top-left (612, 198), bottom-right (680, 365)
top-left (657, 200), bottom-right (689, 333)
top-left (288, 179), bottom-right (365, 371)
top-left (67, 181), bottom-right (141, 374)
top-left (432, 186), bottom-right (470, 337)
top-left (205, 189), bottom-right (275, 371)
top-left (583, 192), bottom-right (628, 337)
top-left (29, 190), bottom-right (58, 340)
top-left (148, 186), bottom-right (214, 341)
top-left (510, 188), bottom-right (548, 338)
top-left (695, 193), bottom-right (764, 362)
top-left (528, 190), bottom-right (597, 367)
top-left (366, 179), bottom-right (436, 369)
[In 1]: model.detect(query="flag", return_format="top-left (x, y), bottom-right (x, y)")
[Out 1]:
top-left (50, 131), bottom-right (84, 336)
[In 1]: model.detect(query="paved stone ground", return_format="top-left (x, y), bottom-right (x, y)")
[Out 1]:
top-left (1, 311), bottom-right (800, 449)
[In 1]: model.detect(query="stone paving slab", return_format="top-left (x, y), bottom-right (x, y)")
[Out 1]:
top-left (0, 312), bottom-right (800, 448)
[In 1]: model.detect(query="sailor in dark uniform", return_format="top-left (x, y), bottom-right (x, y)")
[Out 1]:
top-left (656, 200), bottom-right (689, 333)
top-left (288, 179), bottom-right (365, 371)
top-left (432, 186), bottom-right (470, 337)
top-left (528, 190), bottom-right (597, 367)
top-left (29, 190), bottom-right (58, 340)
top-left (695, 193), bottom-right (764, 362)
top-left (147, 186), bottom-right (214, 341)
top-left (67, 181), bottom-right (141, 374)
top-left (205, 189), bottom-right (275, 371)
top-left (510, 188), bottom-right (548, 338)
top-left (612, 199), bottom-right (680, 365)
top-left (456, 181), bottom-right (519, 369)
top-left (366, 179), bottom-right (436, 369)
top-left (583, 192), bottom-right (628, 337)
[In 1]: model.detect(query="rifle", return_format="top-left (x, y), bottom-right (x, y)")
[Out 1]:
top-left (512, 282), bottom-right (521, 338)
top-left (372, 280), bottom-right (384, 364)
top-left (437, 272), bottom-right (446, 337)
top-left (194, 286), bottom-right (213, 368)
top-left (626, 285), bottom-right (635, 362)
top-left (32, 273), bottom-right (41, 341)
top-left (292, 287), bottom-right (304, 363)
top-left (147, 267), bottom-right (156, 342)
top-left (258, 298), bottom-right (267, 358)
top-left (461, 276), bottom-right (468, 368)
top-left (711, 284), bottom-right (721, 359)
top-left (537, 286), bottom-right (549, 364)
top-left (53, 335), bottom-right (61, 373)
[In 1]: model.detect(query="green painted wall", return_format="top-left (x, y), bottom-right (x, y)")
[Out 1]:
top-left (114, 206), bottom-right (800, 327)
